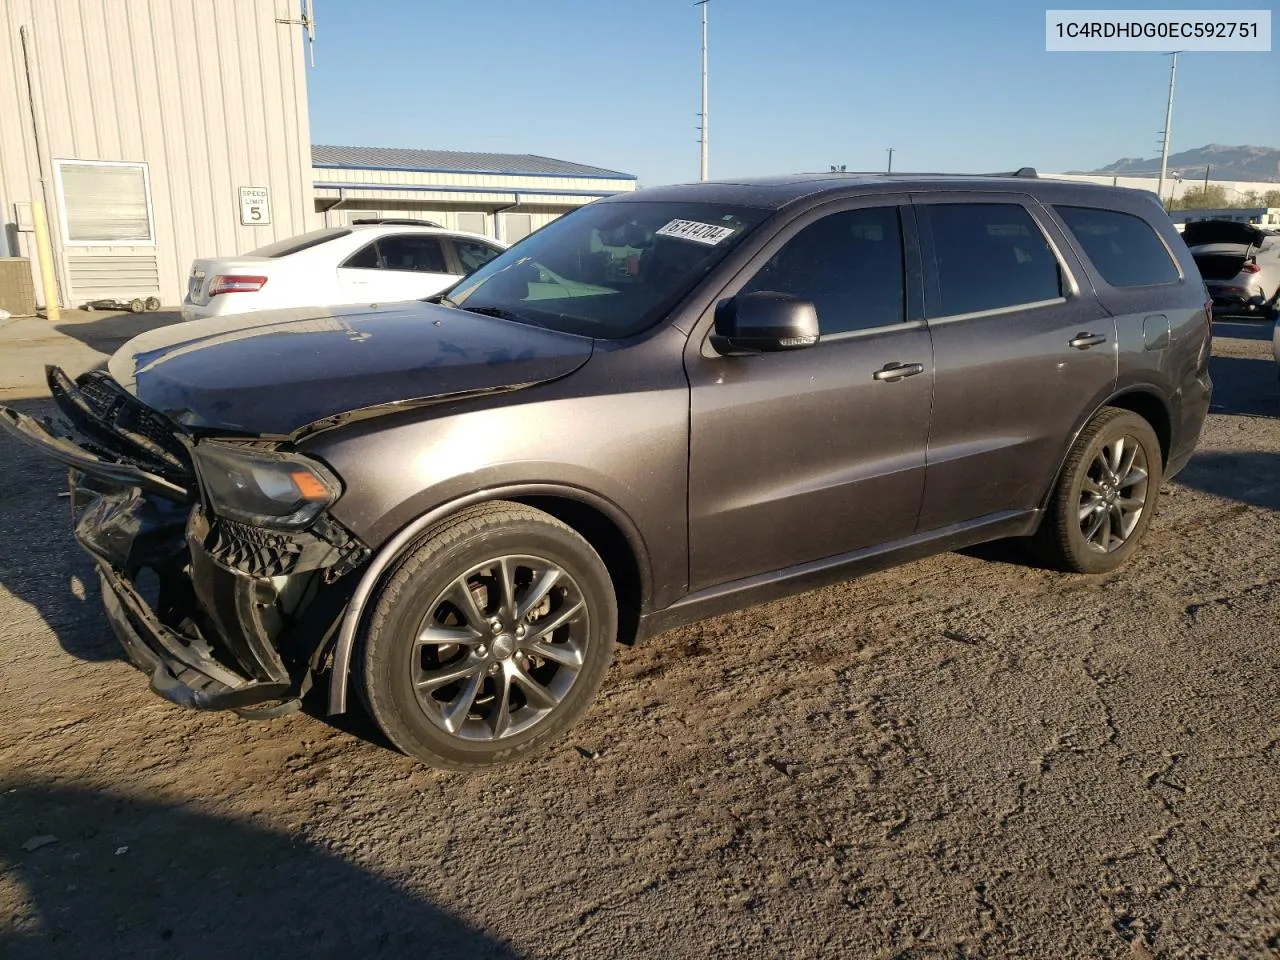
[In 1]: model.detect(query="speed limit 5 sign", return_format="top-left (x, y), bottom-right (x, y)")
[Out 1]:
top-left (238, 186), bottom-right (272, 225)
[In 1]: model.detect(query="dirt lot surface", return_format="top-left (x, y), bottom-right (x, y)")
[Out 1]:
top-left (1, 314), bottom-right (1277, 959)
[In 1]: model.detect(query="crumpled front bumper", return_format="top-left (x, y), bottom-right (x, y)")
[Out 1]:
top-left (98, 561), bottom-right (292, 710)
top-left (1, 387), bottom-right (368, 714)
top-left (69, 475), bottom-right (296, 711)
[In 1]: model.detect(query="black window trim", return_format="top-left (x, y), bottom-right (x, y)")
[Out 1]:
top-left (912, 193), bottom-right (1081, 323)
top-left (699, 196), bottom-right (924, 355)
top-left (1049, 202), bottom-right (1186, 290)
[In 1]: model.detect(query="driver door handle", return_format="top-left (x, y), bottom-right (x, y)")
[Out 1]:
top-left (1069, 332), bottom-right (1107, 350)
top-left (873, 361), bottom-right (925, 382)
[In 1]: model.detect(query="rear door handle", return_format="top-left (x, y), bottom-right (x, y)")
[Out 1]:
top-left (873, 362), bottom-right (925, 382)
top-left (1069, 332), bottom-right (1107, 350)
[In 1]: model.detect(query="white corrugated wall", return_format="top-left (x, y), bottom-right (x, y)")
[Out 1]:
top-left (0, 0), bottom-right (316, 307)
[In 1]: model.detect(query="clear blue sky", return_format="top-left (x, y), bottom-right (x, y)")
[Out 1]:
top-left (306, 1), bottom-right (1280, 186)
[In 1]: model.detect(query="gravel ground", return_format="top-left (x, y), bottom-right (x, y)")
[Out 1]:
top-left (0, 318), bottom-right (1276, 959)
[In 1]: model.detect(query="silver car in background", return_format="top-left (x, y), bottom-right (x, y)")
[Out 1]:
top-left (1183, 220), bottom-right (1280, 321)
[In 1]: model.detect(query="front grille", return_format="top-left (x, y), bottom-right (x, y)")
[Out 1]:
top-left (207, 517), bottom-right (305, 578)
top-left (199, 509), bottom-right (371, 581)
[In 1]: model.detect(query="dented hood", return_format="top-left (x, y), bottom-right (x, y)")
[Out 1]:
top-left (107, 302), bottom-right (593, 436)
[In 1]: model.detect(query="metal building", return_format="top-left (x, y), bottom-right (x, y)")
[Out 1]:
top-left (312, 146), bottom-right (637, 243)
top-left (1, 1), bottom-right (638, 313)
top-left (1, 0), bottom-right (317, 310)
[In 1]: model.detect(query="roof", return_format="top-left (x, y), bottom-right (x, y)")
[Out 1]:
top-left (311, 145), bottom-right (637, 181)
top-left (606, 172), bottom-right (1138, 211)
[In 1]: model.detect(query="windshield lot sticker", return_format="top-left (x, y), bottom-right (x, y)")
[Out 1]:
top-left (656, 219), bottom-right (738, 245)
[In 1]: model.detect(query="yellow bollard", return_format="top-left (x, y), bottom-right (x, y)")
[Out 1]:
top-left (31, 200), bottom-right (60, 322)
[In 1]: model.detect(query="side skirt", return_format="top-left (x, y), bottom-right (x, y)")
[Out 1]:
top-left (635, 509), bottom-right (1040, 641)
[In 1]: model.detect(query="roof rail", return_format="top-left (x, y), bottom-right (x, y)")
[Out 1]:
top-left (980, 167), bottom-right (1039, 179)
top-left (818, 169), bottom-right (1042, 179)
top-left (351, 217), bottom-right (444, 228)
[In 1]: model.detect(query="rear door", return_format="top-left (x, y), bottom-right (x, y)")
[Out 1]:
top-left (913, 194), bottom-right (1117, 530)
top-left (336, 233), bottom-right (456, 303)
top-left (685, 198), bottom-right (934, 589)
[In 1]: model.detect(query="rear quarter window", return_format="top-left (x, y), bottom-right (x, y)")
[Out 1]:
top-left (1054, 206), bottom-right (1179, 287)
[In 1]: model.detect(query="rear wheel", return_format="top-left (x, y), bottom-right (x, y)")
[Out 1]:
top-left (1034, 407), bottom-right (1163, 574)
top-left (360, 502), bottom-right (616, 770)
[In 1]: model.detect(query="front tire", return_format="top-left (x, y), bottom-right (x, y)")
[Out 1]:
top-left (1034, 408), bottom-right (1163, 574)
top-left (360, 502), bottom-right (616, 770)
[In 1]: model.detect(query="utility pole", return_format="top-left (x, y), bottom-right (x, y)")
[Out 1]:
top-left (1156, 51), bottom-right (1178, 206)
top-left (1203, 163), bottom-right (1210, 192)
top-left (886, 147), bottom-right (894, 173)
top-left (696, 0), bottom-right (710, 181)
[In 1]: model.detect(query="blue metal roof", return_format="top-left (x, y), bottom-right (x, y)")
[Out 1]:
top-left (312, 145), bottom-right (637, 181)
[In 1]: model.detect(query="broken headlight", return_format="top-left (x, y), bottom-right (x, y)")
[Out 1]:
top-left (192, 441), bottom-right (341, 530)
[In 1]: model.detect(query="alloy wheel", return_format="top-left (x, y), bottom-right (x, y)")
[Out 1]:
top-left (1077, 435), bottom-right (1149, 553)
top-left (411, 555), bottom-right (589, 741)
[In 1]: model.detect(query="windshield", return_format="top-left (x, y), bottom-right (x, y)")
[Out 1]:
top-left (445, 201), bottom-right (770, 338)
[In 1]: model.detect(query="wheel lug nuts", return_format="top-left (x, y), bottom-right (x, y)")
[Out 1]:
top-left (488, 663), bottom-right (501, 675)
top-left (475, 644), bottom-right (488, 658)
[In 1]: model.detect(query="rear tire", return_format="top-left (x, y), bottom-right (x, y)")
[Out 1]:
top-left (1034, 408), bottom-right (1163, 574)
top-left (360, 502), bottom-right (616, 770)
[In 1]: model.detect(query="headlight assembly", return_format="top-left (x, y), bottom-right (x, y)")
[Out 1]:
top-left (191, 441), bottom-right (340, 530)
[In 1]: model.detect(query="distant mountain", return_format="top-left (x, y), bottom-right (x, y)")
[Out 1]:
top-left (1071, 144), bottom-right (1280, 183)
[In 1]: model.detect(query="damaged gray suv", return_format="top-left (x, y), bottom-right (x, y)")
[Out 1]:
top-left (1, 172), bottom-right (1212, 769)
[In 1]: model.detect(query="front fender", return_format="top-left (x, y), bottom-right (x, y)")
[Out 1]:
top-left (323, 483), bottom-right (655, 716)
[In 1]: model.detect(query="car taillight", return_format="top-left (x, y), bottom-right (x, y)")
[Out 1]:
top-left (208, 275), bottom-right (267, 296)
top-left (1241, 262), bottom-right (1261, 274)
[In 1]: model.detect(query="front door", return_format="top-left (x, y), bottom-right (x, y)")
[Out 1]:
top-left (686, 200), bottom-right (934, 591)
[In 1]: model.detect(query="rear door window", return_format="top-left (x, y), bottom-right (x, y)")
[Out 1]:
top-left (342, 235), bottom-right (449, 273)
top-left (923, 203), bottom-right (1063, 317)
top-left (375, 235), bottom-right (448, 273)
top-left (1055, 206), bottom-right (1180, 287)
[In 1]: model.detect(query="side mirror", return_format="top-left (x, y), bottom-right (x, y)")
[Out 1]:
top-left (710, 291), bottom-right (820, 356)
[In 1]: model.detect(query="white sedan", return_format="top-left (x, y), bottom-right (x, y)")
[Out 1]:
top-left (181, 222), bottom-right (507, 321)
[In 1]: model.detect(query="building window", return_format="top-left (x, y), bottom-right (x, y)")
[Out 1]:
top-left (502, 212), bottom-right (534, 244)
top-left (456, 212), bottom-right (488, 236)
top-left (55, 160), bottom-right (154, 244)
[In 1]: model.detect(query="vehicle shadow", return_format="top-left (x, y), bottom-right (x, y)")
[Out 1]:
top-left (1207, 353), bottom-right (1277, 420)
top-left (53, 310), bottom-right (186, 356)
top-left (0, 397), bottom-right (118, 663)
top-left (1171, 449), bottom-right (1280, 511)
top-left (0, 781), bottom-right (523, 960)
